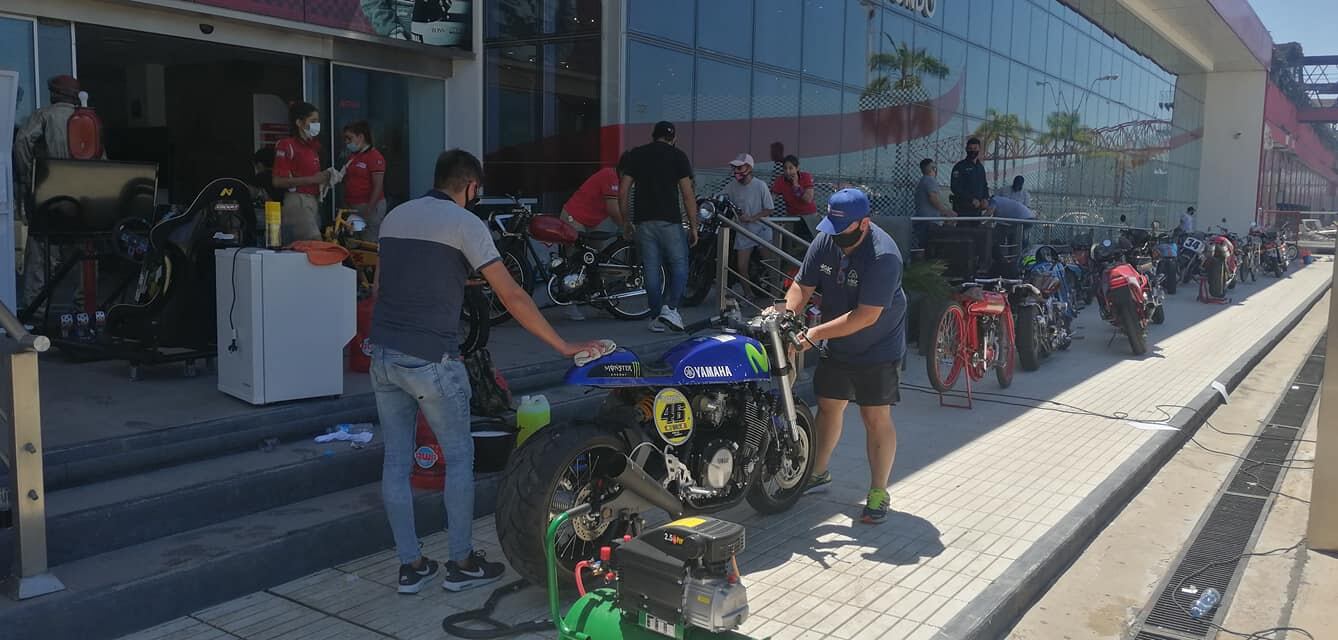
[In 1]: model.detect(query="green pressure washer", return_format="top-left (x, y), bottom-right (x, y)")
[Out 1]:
top-left (543, 506), bottom-right (766, 640)
top-left (444, 503), bottom-right (767, 640)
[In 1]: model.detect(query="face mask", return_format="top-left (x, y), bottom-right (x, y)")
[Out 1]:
top-left (346, 142), bottom-right (362, 153)
top-left (306, 122), bottom-right (321, 138)
top-left (465, 184), bottom-right (481, 210)
top-left (833, 225), bottom-right (863, 248)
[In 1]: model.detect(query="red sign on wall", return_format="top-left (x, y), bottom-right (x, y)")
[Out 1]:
top-left (190, 0), bottom-right (472, 50)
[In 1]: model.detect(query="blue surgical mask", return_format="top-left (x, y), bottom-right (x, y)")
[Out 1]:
top-left (346, 142), bottom-right (362, 153)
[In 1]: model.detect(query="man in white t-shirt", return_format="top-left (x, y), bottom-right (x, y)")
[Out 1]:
top-left (721, 153), bottom-right (775, 298)
top-left (1180, 206), bottom-right (1196, 234)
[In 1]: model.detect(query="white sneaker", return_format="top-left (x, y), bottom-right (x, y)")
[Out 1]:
top-left (658, 307), bottom-right (685, 332)
top-left (563, 305), bottom-right (585, 321)
top-left (648, 317), bottom-right (667, 333)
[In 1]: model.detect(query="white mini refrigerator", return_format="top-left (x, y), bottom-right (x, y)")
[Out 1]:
top-left (216, 248), bottom-right (356, 404)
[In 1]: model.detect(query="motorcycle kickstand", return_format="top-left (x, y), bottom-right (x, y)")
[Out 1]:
top-left (938, 367), bottom-right (974, 410)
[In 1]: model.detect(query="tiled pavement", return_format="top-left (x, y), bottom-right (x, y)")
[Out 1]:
top-left (121, 262), bottom-right (1333, 640)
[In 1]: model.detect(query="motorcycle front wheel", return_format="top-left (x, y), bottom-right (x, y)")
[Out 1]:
top-left (1014, 305), bottom-right (1042, 372)
top-left (746, 401), bottom-right (816, 514)
top-left (1206, 258), bottom-right (1227, 299)
top-left (1111, 287), bottom-right (1148, 355)
top-left (458, 286), bottom-right (490, 356)
top-left (1160, 259), bottom-right (1178, 295)
top-left (681, 258), bottom-right (716, 307)
top-left (926, 303), bottom-right (966, 392)
top-left (495, 421), bottom-right (636, 589)
top-left (995, 311), bottom-right (1016, 389)
top-left (482, 245), bottom-right (534, 326)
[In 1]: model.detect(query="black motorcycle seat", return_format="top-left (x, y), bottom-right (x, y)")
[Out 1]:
top-left (581, 230), bottom-right (618, 242)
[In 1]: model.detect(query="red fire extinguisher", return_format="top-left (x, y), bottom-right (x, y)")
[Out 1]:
top-left (348, 296), bottom-right (375, 373)
top-left (410, 412), bottom-right (445, 491)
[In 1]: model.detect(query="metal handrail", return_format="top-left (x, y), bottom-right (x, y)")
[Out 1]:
top-left (0, 299), bottom-right (63, 601)
top-left (909, 216), bottom-right (1158, 232)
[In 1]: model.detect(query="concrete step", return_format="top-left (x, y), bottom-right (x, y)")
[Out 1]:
top-left (0, 482), bottom-right (492, 640)
top-left (0, 377), bottom-right (611, 578)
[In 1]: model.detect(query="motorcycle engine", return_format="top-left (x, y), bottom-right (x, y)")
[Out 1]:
top-left (632, 387), bottom-right (758, 502)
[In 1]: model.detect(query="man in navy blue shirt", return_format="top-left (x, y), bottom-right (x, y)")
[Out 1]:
top-left (782, 188), bottom-right (906, 524)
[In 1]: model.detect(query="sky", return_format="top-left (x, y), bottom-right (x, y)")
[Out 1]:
top-left (1251, 0), bottom-right (1334, 53)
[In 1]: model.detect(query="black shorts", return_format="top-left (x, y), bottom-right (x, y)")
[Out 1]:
top-left (814, 358), bottom-right (900, 406)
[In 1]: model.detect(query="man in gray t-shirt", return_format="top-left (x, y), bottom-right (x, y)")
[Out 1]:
top-left (721, 153), bottom-right (775, 298)
top-left (371, 150), bottom-right (602, 595)
top-left (914, 158), bottom-right (953, 220)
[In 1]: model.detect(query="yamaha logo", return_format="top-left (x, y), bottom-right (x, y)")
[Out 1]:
top-left (682, 365), bottom-right (733, 379)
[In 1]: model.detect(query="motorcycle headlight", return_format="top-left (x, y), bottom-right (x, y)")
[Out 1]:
top-left (698, 202), bottom-right (716, 221)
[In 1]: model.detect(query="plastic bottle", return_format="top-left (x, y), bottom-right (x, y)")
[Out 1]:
top-left (1188, 588), bottom-right (1220, 619)
top-left (516, 394), bottom-right (551, 446)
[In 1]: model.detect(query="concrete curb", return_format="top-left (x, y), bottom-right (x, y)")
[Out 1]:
top-left (937, 274), bottom-right (1332, 640)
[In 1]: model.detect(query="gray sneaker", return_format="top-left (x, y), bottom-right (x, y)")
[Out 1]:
top-left (658, 307), bottom-right (685, 332)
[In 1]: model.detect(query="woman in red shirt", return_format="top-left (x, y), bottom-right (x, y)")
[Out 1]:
top-left (271, 101), bottom-right (333, 243)
top-left (341, 121), bottom-right (387, 239)
top-left (771, 154), bottom-right (817, 240)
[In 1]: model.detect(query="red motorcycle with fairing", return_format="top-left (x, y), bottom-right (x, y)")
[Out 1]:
top-left (1199, 223), bottom-right (1238, 302)
top-left (1091, 237), bottom-right (1155, 355)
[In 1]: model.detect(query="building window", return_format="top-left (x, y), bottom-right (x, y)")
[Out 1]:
top-left (628, 0), bottom-right (694, 45)
top-left (697, 0), bottom-right (752, 60)
top-left (754, 0), bottom-right (802, 70)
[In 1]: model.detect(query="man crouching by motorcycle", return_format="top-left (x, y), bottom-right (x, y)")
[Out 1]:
top-left (780, 188), bottom-right (906, 524)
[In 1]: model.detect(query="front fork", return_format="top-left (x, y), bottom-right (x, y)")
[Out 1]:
top-left (765, 317), bottom-right (801, 444)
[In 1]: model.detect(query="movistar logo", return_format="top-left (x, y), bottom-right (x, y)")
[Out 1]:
top-left (682, 365), bottom-right (733, 379)
top-left (745, 343), bottom-right (770, 374)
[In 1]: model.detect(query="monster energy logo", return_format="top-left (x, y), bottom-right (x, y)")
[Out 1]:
top-left (745, 343), bottom-right (770, 374)
top-left (597, 362), bottom-right (640, 377)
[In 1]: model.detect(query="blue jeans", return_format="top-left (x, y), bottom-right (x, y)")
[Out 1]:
top-left (371, 346), bottom-right (474, 564)
top-left (636, 220), bottom-right (688, 312)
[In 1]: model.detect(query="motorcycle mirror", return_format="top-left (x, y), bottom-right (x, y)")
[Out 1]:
top-left (1103, 239), bottom-right (1112, 247)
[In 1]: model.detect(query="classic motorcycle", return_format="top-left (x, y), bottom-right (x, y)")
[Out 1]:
top-left (926, 277), bottom-right (1021, 406)
top-left (1253, 227), bottom-right (1287, 278)
top-left (1013, 246), bottom-right (1074, 371)
top-left (682, 196), bottom-right (782, 307)
top-left (1199, 224), bottom-right (1238, 301)
top-left (494, 304), bottom-right (816, 587)
top-left (1092, 237), bottom-right (1156, 355)
top-left (1153, 232), bottom-right (1179, 295)
top-left (480, 198), bottom-right (660, 324)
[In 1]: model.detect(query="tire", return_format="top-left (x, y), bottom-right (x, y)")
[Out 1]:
top-left (483, 245), bottom-right (534, 326)
top-left (495, 421), bottom-right (635, 589)
top-left (597, 241), bottom-right (660, 320)
top-left (746, 401), bottom-right (816, 514)
top-left (1206, 258), bottom-right (1227, 299)
top-left (459, 286), bottom-right (490, 356)
top-left (1014, 305), bottom-right (1042, 372)
top-left (926, 303), bottom-right (966, 393)
top-left (681, 260), bottom-right (716, 307)
top-left (1111, 287), bottom-right (1147, 355)
top-left (1161, 259), bottom-right (1178, 295)
top-left (1181, 256), bottom-right (1197, 284)
top-left (1285, 243), bottom-right (1299, 262)
top-left (995, 310), bottom-right (1015, 388)
top-left (1151, 303), bottom-right (1165, 325)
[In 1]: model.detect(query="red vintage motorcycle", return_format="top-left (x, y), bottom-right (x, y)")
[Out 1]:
top-left (1199, 224), bottom-right (1238, 303)
top-left (1092, 238), bottom-right (1153, 355)
top-left (926, 277), bottom-right (1025, 408)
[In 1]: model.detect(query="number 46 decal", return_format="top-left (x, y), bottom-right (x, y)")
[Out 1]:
top-left (652, 388), bottom-right (694, 446)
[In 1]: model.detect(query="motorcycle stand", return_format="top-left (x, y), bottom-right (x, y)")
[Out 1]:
top-left (938, 374), bottom-right (974, 410)
top-left (1197, 278), bottom-right (1231, 305)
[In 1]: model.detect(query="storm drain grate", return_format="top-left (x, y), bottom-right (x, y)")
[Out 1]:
top-left (1296, 355), bottom-right (1325, 385)
top-left (1132, 335), bottom-right (1322, 639)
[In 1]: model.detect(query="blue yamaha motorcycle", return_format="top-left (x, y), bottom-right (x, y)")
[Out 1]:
top-left (495, 305), bottom-right (816, 586)
top-left (1013, 245), bottom-right (1076, 371)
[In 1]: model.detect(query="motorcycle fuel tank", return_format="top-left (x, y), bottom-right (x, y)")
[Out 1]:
top-left (565, 335), bottom-right (771, 387)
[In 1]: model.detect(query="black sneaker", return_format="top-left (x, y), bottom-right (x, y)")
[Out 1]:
top-left (397, 558), bottom-right (440, 594)
top-left (442, 550), bottom-right (505, 592)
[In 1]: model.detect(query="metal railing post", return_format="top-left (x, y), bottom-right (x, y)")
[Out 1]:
top-left (1308, 243), bottom-right (1338, 550)
top-left (0, 302), bottom-right (62, 600)
top-left (716, 224), bottom-right (732, 312)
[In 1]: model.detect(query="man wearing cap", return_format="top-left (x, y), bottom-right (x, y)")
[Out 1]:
top-left (782, 188), bottom-right (906, 524)
top-left (720, 153), bottom-right (775, 300)
top-left (618, 121), bottom-right (699, 333)
top-left (13, 75), bottom-right (93, 309)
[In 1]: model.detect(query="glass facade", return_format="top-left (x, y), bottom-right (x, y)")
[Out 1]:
top-left (622, 0), bottom-right (1206, 228)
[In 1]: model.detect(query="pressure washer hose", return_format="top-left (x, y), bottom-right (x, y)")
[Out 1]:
top-left (573, 560), bottom-right (590, 596)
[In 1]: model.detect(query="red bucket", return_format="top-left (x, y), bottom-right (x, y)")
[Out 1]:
top-left (411, 411), bottom-right (445, 491)
top-left (348, 296), bottom-right (375, 373)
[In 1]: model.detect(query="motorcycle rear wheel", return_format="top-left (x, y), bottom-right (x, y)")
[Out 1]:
top-left (482, 245), bottom-right (533, 326)
top-left (1161, 259), bottom-right (1178, 295)
top-left (1206, 258), bottom-right (1227, 299)
top-left (495, 421), bottom-right (635, 589)
top-left (1111, 287), bottom-right (1148, 355)
top-left (926, 304), bottom-right (966, 393)
top-left (746, 401), bottom-right (816, 514)
top-left (1015, 306), bottom-right (1042, 372)
top-left (597, 241), bottom-right (659, 320)
top-left (458, 286), bottom-right (490, 356)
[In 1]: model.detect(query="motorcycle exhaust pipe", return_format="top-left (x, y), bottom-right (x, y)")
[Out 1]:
top-left (606, 456), bottom-right (685, 518)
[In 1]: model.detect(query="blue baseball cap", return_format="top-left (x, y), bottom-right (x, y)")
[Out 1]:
top-left (816, 188), bottom-right (871, 234)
